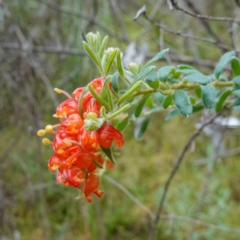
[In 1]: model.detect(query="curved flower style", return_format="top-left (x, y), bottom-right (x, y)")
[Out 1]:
top-left (37, 77), bottom-right (124, 202)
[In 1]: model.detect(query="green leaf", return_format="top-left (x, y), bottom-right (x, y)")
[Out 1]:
top-left (230, 98), bottom-right (240, 107)
top-left (144, 49), bottom-right (169, 68)
top-left (154, 92), bottom-right (164, 103)
top-left (190, 97), bottom-right (196, 105)
top-left (83, 41), bottom-right (100, 67)
top-left (88, 84), bottom-right (110, 110)
top-left (172, 71), bottom-right (181, 78)
top-left (178, 64), bottom-right (195, 70)
top-left (178, 65), bottom-right (199, 75)
top-left (233, 76), bottom-right (240, 85)
top-left (100, 146), bottom-right (115, 164)
top-left (105, 49), bottom-right (117, 75)
top-left (202, 85), bottom-right (216, 109)
top-left (146, 96), bottom-right (154, 109)
top-left (214, 51), bottom-right (235, 79)
top-left (134, 66), bottom-right (155, 82)
top-left (215, 89), bottom-right (232, 112)
top-left (231, 57), bottom-right (240, 76)
top-left (233, 89), bottom-right (240, 97)
top-left (165, 109), bottom-right (180, 121)
top-left (195, 88), bottom-right (202, 98)
top-left (116, 116), bottom-right (129, 131)
top-left (134, 96), bottom-right (149, 117)
top-left (192, 105), bottom-right (204, 113)
top-left (173, 90), bottom-right (192, 117)
top-left (118, 81), bottom-right (142, 105)
top-left (145, 73), bottom-right (159, 89)
top-left (167, 78), bottom-right (179, 84)
top-left (116, 49), bottom-right (124, 76)
top-left (101, 76), bottom-right (112, 98)
top-left (163, 95), bottom-right (172, 109)
top-left (184, 73), bottom-right (210, 85)
top-left (157, 66), bottom-right (175, 82)
top-left (99, 36), bottom-right (108, 59)
top-left (111, 72), bottom-right (119, 93)
top-left (135, 117), bottom-right (151, 139)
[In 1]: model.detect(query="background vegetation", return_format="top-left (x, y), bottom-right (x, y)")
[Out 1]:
top-left (1, 0), bottom-right (240, 239)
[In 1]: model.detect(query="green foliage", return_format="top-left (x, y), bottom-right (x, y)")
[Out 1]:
top-left (202, 85), bottom-right (216, 109)
top-left (214, 51), bottom-right (235, 79)
top-left (173, 90), bottom-right (192, 117)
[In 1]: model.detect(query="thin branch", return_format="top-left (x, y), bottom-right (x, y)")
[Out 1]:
top-left (103, 175), bottom-right (155, 219)
top-left (38, 0), bottom-right (129, 43)
top-left (148, 112), bottom-right (222, 240)
top-left (169, 0), bottom-right (240, 24)
top-left (141, 12), bottom-right (232, 52)
top-left (183, 0), bottom-right (224, 51)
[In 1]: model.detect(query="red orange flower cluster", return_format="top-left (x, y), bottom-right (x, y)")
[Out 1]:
top-left (38, 77), bottom-right (124, 202)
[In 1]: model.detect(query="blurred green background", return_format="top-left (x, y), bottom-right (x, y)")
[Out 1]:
top-left (1, 0), bottom-right (240, 239)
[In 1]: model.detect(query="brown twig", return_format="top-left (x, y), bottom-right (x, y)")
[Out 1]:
top-left (169, 0), bottom-right (240, 24)
top-left (142, 12), bottom-right (232, 52)
top-left (38, 0), bottom-right (129, 43)
top-left (148, 112), bottom-right (222, 240)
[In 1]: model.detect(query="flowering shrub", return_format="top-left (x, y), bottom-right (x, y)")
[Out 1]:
top-left (38, 32), bottom-right (240, 202)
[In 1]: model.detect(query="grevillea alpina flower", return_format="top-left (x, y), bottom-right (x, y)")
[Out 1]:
top-left (37, 77), bottom-right (124, 202)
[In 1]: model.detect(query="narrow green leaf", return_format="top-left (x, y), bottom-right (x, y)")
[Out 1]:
top-left (100, 76), bottom-right (112, 98)
top-left (145, 72), bottom-right (159, 89)
top-left (202, 85), bottom-right (216, 109)
top-left (88, 84), bottom-right (110, 110)
top-left (163, 95), bottom-right (172, 109)
top-left (134, 96), bottom-right (149, 117)
top-left (135, 117), bottom-right (151, 139)
top-left (214, 51), bottom-right (235, 79)
top-left (165, 109), bottom-right (180, 121)
top-left (144, 48), bottom-right (169, 68)
top-left (100, 146), bottom-right (115, 164)
top-left (173, 90), bottom-right (192, 117)
top-left (231, 57), bottom-right (240, 76)
top-left (118, 81), bottom-right (142, 105)
top-left (105, 49), bottom-right (117, 75)
top-left (184, 73), bottom-right (210, 85)
top-left (134, 66), bottom-right (155, 82)
top-left (178, 64), bottom-right (195, 70)
top-left (116, 49), bottom-right (124, 76)
top-left (157, 66), bottom-right (175, 82)
top-left (215, 89), bottom-right (232, 112)
top-left (99, 36), bottom-right (108, 59)
top-left (83, 41), bottom-right (100, 67)
top-left (111, 72), bottom-right (119, 93)
top-left (116, 116), bottom-right (129, 131)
